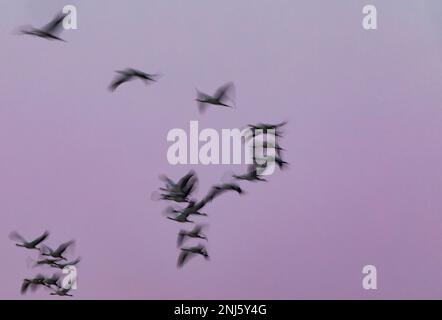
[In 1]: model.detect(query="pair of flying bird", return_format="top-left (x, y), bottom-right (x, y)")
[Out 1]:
top-left (9, 231), bottom-right (79, 297)
top-left (109, 69), bottom-right (235, 114)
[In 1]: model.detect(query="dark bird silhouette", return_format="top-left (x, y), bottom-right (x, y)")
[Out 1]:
top-left (159, 170), bottom-right (198, 203)
top-left (21, 275), bottom-right (46, 294)
top-left (203, 183), bottom-right (243, 204)
top-left (196, 82), bottom-right (235, 113)
top-left (9, 231), bottom-right (49, 251)
top-left (50, 258), bottom-right (81, 270)
top-left (40, 240), bottom-right (75, 261)
top-left (109, 68), bottom-right (160, 91)
top-left (19, 11), bottom-right (68, 42)
top-left (35, 258), bottom-right (63, 267)
top-left (50, 287), bottom-right (73, 297)
top-left (177, 225), bottom-right (207, 247)
top-left (177, 245), bottom-right (209, 268)
top-left (233, 164), bottom-right (267, 182)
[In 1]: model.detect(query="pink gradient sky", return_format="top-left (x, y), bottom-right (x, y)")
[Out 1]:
top-left (1, 0), bottom-right (442, 299)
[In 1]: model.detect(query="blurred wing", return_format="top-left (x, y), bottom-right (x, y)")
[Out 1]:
top-left (109, 74), bottom-right (131, 91)
top-left (40, 244), bottom-right (53, 255)
top-left (29, 231), bottom-right (49, 247)
top-left (21, 281), bottom-right (31, 294)
top-left (193, 225), bottom-right (203, 234)
top-left (9, 231), bottom-right (26, 243)
top-left (198, 101), bottom-right (208, 114)
top-left (42, 12), bottom-right (68, 35)
top-left (178, 171), bottom-right (196, 189)
top-left (214, 82), bottom-right (234, 101)
top-left (177, 251), bottom-right (191, 268)
top-left (55, 240), bottom-right (75, 255)
top-left (177, 232), bottom-right (186, 247)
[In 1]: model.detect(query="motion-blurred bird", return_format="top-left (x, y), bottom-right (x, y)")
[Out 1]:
top-left (19, 11), bottom-right (68, 42)
top-left (196, 82), bottom-right (235, 113)
top-left (177, 245), bottom-right (209, 268)
top-left (177, 225), bottom-right (207, 247)
top-left (9, 231), bottom-right (49, 251)
top-left (109, 68), bottom-right (159, 91)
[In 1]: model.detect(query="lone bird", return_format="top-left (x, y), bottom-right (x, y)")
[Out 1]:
top-left (9, 231), bottom-right (49, 251)
top-left (196, 82), bottom-right (235, 113)
top-left (109, 68), bottom-right (159, 91)
top-left (19, 11), bottom-right (68, 42)
top-left (177, 245), bottom-right (209, 268)
top-left (177, 225), bottom-right (207, 247)
top-left (40, 240), bottom-right (75, 261)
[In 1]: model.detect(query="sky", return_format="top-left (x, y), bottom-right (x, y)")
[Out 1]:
top-left (0, 0), bottom-right (442, 299)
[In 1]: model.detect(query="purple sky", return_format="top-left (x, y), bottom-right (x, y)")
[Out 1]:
top-left (1, 0), bottom-right (442, 299)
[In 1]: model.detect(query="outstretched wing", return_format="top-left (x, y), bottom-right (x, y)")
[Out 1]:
top-left (54, 240), bottom-right (75, 255)
top-left (177, 251), bottom-right (192, 268)
top-left (177, 231), bottom-right (187, 247)
top-left (9, 231), bottom-right (26, 244)
top-left (20, 280), bottom-right (31, 294)
top-left (42, 12), bottom-right (68, 35)
top-left (40, 244), bottom-right (54, 255)
top-left (177, 171), bottom-right (196, 189)
top-left (214, 82), bottom-right (234, 101)
top-left (109, 73), bottom-right (132, 92)
top-left (193, 224), bottom-right (204, 235)
top-left (29, 231), bottom-right (49, 247)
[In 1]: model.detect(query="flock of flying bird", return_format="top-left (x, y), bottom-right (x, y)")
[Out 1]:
top-left (158, 120), bottom-right (288, 268)
top-left (9, 231), bottom-right (80, 297)
top-left (10, 8), bottom-right (289, 293)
